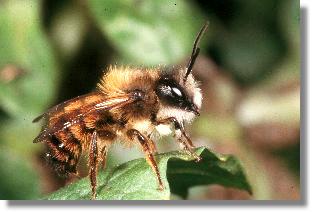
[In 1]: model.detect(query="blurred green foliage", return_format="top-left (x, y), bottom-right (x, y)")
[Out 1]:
top-left (0, 149), bottom-right (39, 199)
top-left (88, 0), bottom-right (204, 65)
top-left (0, 0), bottom-right (59, 199)
top-left (199, 0), bottom-right (299, 85)
top-left (0, 0), bottom-right (300, 200)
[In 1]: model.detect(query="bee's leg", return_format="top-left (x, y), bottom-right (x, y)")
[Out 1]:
top-left (88, 131), bottom-right (99, 200)
top-left (176, 135), bottom-right (201, 162)
top-left (146, 133), bottom-right (158, 154)
top-left (127, 129), bottom-right (164, 190)
top-left (100, 146), bottom-right (108, 170)
top-left (148, 139), bottom-right (157, 154)
top-left (156, 117), bottom-right (201, 162)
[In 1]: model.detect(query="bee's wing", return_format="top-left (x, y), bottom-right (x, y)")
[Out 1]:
top-left (32, 92), bottom-right (100, 123)
top-left (33, 92), bottom-right (138, 143)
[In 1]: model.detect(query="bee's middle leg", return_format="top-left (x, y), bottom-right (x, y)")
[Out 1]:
top-left (100, 145), bottom-right (108, 170)
top-left (127, 129), bottom-right (164, 190)
top-left (88, 131), bottom-right (99, 200)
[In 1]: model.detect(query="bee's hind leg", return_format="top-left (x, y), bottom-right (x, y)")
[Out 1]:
top-left (127, 129), bottom-right (164, 190)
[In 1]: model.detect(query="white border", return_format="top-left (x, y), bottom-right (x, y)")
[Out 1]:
top-left (0, 1), bottom-right (310, 211)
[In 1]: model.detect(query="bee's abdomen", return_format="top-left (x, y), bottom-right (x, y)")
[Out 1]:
top-left (45, 129), bottom-right (82, 177)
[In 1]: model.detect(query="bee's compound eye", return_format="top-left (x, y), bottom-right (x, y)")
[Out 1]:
top-left (172, 87), bottom-right (182, 97)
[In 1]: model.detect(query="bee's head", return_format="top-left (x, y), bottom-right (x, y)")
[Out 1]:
top-left (155, 69), bottom-right (202, 124)
top-left (156, 70), bottom-right (201, 113)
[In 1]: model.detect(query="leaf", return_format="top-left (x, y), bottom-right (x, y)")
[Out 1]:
top-left (45, 147), bottom-right (252, 200)
top-left (87, 0), bottom-right (205, 66)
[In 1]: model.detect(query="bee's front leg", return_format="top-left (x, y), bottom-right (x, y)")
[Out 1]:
top-left (155, 117), bottom-right (201, 162)
top-left (127, 129), bottom-right (164, 191)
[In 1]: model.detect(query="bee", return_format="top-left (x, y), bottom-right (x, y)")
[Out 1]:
top-left (33, 22), bottom-right (208, 200)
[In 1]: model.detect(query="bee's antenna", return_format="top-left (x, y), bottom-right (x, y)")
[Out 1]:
top-left (183, 21), bottom-right (209, 84)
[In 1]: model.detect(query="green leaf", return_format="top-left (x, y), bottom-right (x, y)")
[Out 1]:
top-left (45, 147), bottom-right (252, 200)
top-left (88, 0), bottom-right (205, 66)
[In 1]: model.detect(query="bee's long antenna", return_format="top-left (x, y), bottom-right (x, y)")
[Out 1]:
top-left (183, 21), bottom-right (209, 84)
